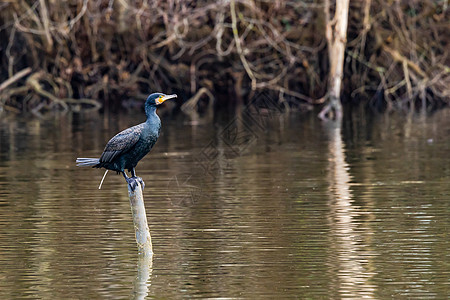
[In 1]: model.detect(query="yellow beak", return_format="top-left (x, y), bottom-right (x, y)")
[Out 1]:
top-left (157, 94), bottom-right (177, 105)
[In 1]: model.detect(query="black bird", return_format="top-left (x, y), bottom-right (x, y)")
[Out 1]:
top-left (76, 93), bottom-right (177, 191)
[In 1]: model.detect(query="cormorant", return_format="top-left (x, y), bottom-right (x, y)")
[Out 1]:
top-left (76, 93), bottom-right (177, 191)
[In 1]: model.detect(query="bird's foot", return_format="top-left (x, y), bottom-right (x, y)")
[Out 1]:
top-left (136, 176), bottom-right (145, 190)
top-left (126, 177), bottom-right (138, 191)
top-left (126, 176), bottom-right (145, 191)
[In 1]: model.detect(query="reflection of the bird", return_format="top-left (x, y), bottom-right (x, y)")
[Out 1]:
top-left (325, 121), bottom-right (377, 299)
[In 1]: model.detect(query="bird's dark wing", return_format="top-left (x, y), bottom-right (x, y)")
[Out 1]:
top-left (99, 125), bottom-right (143, 163)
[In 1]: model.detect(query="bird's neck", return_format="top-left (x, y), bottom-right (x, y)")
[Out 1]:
top-left (145, 105), bottom-right (160, 124)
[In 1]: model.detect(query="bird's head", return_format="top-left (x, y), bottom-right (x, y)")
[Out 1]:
top-left (145, 93), bottom-right (177, 107)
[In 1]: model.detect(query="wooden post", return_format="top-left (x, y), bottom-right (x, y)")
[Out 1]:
top-left (320, 0), bottom-right (351, 120)
top-left (128, 183), bottom-right (153, 256)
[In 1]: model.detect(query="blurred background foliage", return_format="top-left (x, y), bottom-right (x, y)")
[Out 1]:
top-left (0, 0), bottom-right (448, 114)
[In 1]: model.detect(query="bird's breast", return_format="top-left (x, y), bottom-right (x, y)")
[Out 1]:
top-left (139, 124), bottom-right (160, 151)
top-left (143, 124), bottom-right (160, 141)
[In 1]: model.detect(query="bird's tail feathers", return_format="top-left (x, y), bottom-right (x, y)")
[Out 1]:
top-left (76, 158), bottom-right (100, 167)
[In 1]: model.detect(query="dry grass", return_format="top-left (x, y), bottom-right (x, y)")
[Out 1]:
top-left (0, 0), bottom-right (448, 113)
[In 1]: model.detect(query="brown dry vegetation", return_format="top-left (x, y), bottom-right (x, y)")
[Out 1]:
top-left (0, 0), bottom-right (449, 114)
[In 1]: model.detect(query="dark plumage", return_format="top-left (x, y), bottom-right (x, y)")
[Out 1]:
top-left (76, 93), bottom-right (177, 191)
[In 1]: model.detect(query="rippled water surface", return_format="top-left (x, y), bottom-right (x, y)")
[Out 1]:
top-left (0, 106), bottom-right (449, 299)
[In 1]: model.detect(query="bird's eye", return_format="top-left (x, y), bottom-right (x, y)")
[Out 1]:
top-left (159, 95), bottom-right (163, 98)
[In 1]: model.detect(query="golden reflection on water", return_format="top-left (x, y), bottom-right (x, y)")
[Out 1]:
top-left (325, 121), bottom-right (377, 299)
top-left (133, 255), bottom-right (153, 300)
top-left (0, 108), bottom-right (449, 298)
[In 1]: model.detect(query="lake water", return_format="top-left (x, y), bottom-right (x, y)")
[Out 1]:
top-left (0, 104), bottom-right (449, 299)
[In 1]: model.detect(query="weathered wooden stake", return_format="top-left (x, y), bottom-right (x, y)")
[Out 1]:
top-left (128, 182), bottom-right (153, 256)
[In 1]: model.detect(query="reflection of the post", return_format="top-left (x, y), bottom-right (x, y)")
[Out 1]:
top-left (325, 121), bottom-right (376, 299)
top-left (132, 255), bottom-right (153, 300)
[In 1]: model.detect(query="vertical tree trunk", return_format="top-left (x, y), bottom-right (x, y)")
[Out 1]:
top-left (320, 0), bottom-right (351, 120)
